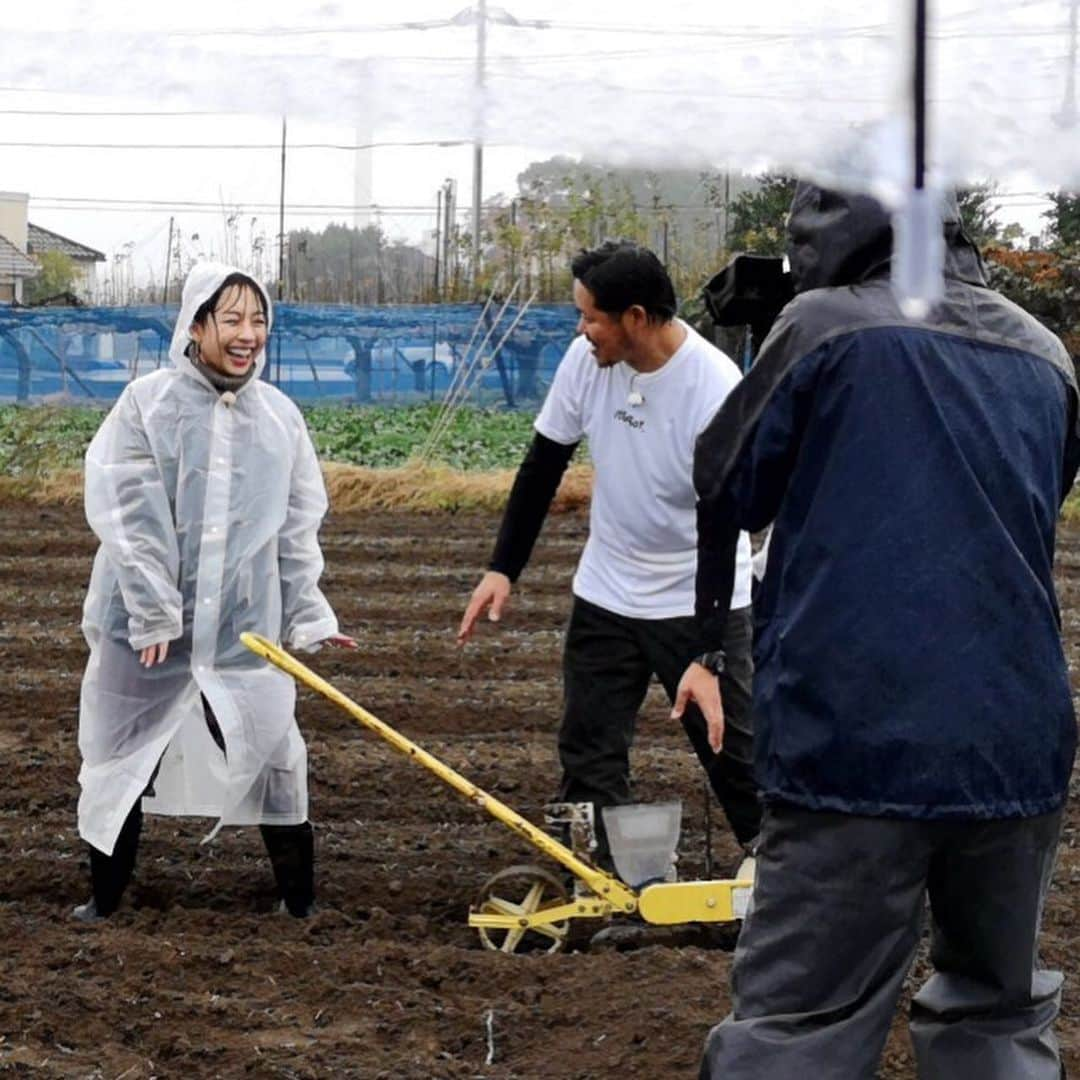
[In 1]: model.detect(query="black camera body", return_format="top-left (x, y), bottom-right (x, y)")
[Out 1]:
top-left (702, 254), bottom-right (794, 354)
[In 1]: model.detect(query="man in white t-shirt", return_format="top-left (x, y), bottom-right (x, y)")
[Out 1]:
top-left (458, 241), bottom-right (759, 869)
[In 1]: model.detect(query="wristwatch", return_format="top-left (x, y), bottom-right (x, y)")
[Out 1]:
top-left (692, 650), bottom-right (725, 676)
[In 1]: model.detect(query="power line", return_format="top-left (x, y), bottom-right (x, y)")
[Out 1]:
top-left (32, 203), bottom-right (444, 218)
top-left (0, 139), bottom-right (469, 151)
top-left (0, 50), bottom-right (674, 99)
top-left (29, 200), bottom-right (755, 220)
top-left (933, 28), bottom-right (1078, 40)
top-left (510, 19), bottom-right (893, 40)
top-left (0, 108), bottom-right (237, 117)
top-left (154, 18), bottom-right (886, 41)
top-left (481, 69), bottom-right (893, 104)
top-left (61, 10), bottom-right (1067, 43)
top-left (0, 81), bottom-right (1066, 120)
top-left (163, 17), bottom-right (464, 36)
top-left (28, 189), bottom-right (1061, 212)
top-left (31, 196), bottom-right (446, 210)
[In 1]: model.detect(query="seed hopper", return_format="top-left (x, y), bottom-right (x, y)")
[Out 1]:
top-left (241, 633), bottom-right (752, 954)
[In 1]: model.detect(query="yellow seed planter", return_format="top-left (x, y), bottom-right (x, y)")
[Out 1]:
top-left (241, 632), bottom-right (752, 953)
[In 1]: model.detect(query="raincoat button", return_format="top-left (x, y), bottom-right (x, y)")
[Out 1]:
top-left (221, 391), bottom-right (237, 407)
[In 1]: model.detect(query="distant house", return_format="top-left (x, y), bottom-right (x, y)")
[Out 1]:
top-left (27, 222), bottom-right (106, 300)
top-left (0, 192), bottom-right (39, 304)
top-left (0, 234), bottom-right (39, 304)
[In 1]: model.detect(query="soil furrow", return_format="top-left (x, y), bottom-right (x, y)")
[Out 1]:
top-left (0, 500), bottom-right (1074, 1079)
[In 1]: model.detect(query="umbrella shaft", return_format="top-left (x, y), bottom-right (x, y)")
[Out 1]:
top-left (913, 0), bottom-right (928, 190)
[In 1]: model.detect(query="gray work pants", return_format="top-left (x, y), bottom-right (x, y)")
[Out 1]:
top-left (700, 804), bottom-right (1065, 1080)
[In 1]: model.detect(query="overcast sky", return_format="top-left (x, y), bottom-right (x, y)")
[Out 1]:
top-left (2, 0), bottom-right (1074, 290)
top-left (1, 90), bottom-right (549, 288)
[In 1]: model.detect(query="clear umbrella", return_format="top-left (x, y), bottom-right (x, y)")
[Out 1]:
top-left (3, 0), bottom-right (1078, 308)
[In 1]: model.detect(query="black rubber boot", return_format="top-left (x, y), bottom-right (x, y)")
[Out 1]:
top-left (76, 801), bottom-right (143, 920)
top-left (260, 822), bottom-right (315, 917)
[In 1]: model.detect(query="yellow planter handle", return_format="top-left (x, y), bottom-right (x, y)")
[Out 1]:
top-left (240, 632), bottom-right (638, 913)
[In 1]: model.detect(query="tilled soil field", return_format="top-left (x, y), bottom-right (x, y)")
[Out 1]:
top-left (0, 501), bottom-right (1076, 1079)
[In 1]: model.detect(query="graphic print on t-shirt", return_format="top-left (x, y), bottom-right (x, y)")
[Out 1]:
top-left (613, 408), bottom-right (645, 430)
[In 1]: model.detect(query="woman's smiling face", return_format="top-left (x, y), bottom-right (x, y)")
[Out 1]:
top-left (190, 283), bottom-right (267, 376)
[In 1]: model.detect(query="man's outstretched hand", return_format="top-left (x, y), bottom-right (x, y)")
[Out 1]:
top-left (672, 662), bottom-right (725, 752)
top-left (457, 571), bottom-right (512, 645)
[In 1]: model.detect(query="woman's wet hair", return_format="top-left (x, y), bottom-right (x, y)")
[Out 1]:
top-left (190, 272), bottom-right (267, 329)
top-left (571, 240), bottom-right (677, 323)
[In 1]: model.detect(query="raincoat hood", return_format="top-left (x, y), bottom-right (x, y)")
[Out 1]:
top-left (785, 183), bottom-right (987, 295)
top-left (168, 262), bottom-right (273, 379)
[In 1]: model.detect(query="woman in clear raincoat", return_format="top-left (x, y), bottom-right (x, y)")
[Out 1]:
top-left (76, 262), bottom-right (354, 920)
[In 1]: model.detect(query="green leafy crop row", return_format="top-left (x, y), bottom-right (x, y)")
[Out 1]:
top-left (303, 404), bottom-right (540, 470)
top-left (0, 406), bottom-right (107, 476)
top-left (4, 402), bottom-right (1074, 521)
top-left (0, 404), bottom-right (542, 477)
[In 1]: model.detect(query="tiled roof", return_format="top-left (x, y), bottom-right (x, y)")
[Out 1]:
top-left (27, 222), bottom-right (105, 262)
top-left (0, 234), bottom-right (39, 279)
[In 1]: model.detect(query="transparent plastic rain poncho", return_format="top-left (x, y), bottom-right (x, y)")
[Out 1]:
top-left (78, 263), bottom-right (338, 856)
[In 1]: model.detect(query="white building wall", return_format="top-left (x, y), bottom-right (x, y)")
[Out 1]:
top-left (0, 192), bottom-right (29, 252)
top-left (0, 192), bottom-right (30, 303)
top-left (73, 260), bottom-right (98, 302)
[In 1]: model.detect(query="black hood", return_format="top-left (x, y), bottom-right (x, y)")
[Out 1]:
top-left (786, 182), bottom-right (988, 295)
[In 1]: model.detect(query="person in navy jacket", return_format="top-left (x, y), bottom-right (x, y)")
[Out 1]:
top-left (681, 183), bottom-right (1080, 1080)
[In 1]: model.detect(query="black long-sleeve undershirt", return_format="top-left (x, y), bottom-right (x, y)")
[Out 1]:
top-left (492, 430), bottom-right (732, 660)
top-left (489, 432), bottom-right (579, 582)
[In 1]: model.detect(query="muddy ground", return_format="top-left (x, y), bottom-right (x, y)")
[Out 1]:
top-left (0, 502), bottom-right (1076, 1079)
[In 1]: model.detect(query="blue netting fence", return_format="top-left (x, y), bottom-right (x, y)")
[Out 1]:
top-left (0, 303), bottom-right (579, 407)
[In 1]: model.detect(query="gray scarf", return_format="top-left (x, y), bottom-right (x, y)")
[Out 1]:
top-left (187, 343), bottom-right (257, 394)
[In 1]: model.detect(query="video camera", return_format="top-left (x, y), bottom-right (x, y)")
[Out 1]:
top-left (701, 254), bottom-right (794, 355)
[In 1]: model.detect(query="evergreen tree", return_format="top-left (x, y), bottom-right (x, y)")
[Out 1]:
top-left (956, 183), bottom-right (1001, 246)
top-left (283, 223), bottom-right (432, 303)
top-left (723, 175), bottom-right (798, 256)
top-left (1043, 191), bottom-right (1080, 250)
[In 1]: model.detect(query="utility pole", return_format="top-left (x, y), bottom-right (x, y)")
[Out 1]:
top-left (472, 0), bottom-right (487, 291)
top-left (509, 197), bottom-right (518, 283)
top-left (349, 226), bottom-right (357, 305)
top-left (434, 186), bottom-right (443, 299)
top-left (162, 216), bottom-right (174, 304)
top-left (722, 171), bottom-right (731, 251)
top-left (277, 116), bottom-right (287, 302)
top-left (448, 5), bottom-right (547, 291)
top-left (443, 178), bottom-right (456, 297)
top-left (375, 224), bottom-right (385, 304)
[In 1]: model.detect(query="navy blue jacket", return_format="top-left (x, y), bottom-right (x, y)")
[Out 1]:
top-left (695, 185), bottom-right (1080, 820)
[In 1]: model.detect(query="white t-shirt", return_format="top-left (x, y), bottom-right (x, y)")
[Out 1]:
top-left (535, 320), bottom-right (753, 618)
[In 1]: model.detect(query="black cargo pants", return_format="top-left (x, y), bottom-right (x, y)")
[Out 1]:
top-left (556, 595), bottom-right (761, 856)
